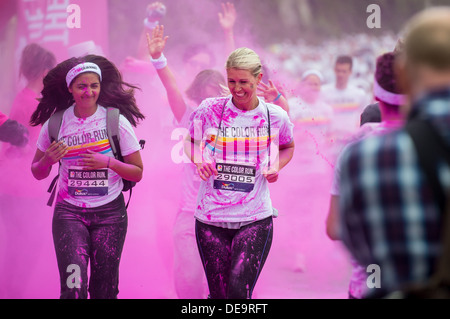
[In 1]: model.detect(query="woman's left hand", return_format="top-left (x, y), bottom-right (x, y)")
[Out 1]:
top-left (257, 80), bottom-right (280, 103)
top-left (262, 166), bottom-right (279, 183)
top-left (79, 149), bottom-right (111, 170)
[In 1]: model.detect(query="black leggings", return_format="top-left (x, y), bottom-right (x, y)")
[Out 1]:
top-left (52, 194), bottom-right (128, 299)
top-left (195, 216), bottom-right (273, 299)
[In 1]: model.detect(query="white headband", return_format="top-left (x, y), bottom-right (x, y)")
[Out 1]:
top-left (373, 80), bottom-right (406, 106)
top-left (66, 62), bottom-right (102, 88)
top-left (301, 69), bottom-right (324, 82)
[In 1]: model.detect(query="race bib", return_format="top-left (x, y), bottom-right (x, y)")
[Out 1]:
top-left (68, 166), bottom-right (109, 197)
top-left (213, 161), bottom-right (256, 193)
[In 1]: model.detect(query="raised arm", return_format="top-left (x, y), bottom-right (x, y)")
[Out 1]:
top-left (218, 2), bottom-right (236, 55)
top-left (147, 25), bottom-right (187, 123)
top-left (257, 80), bottom-right (290, 113)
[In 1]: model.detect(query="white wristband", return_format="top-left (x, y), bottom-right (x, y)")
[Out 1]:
top-left (150, 53), bottom-right (167, 70)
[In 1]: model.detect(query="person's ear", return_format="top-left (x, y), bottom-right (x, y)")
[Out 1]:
top-left (257, 73), bottom-right (263, 85)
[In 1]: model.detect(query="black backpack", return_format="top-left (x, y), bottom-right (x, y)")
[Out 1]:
top-left (46, 107), bottom-right (144, 208)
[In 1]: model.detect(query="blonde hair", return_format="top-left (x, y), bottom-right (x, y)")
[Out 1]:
top-left (225, 47), bottom-right (262, 78)
top-left (402, 7), bottom-right (450, 70)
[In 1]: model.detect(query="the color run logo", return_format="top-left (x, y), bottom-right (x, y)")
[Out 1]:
top-left (170, 120), bottom-right (281, 168)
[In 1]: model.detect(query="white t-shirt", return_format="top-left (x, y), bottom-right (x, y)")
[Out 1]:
top-left (37, 105), bottom-right (141, 208)
top-left (188, 95), bottom-right (294, 224)
top-left (322, 83), bottom-right (370, 139)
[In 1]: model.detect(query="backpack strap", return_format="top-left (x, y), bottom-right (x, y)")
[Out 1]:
top-left (47, 109), bottom-right (65, 206)
top-left (106, 107), bottom-right (121, 160)
top-left (48, 109), bottom-right (65, 144)
top-left (106, 107), bottom-right (132, 209)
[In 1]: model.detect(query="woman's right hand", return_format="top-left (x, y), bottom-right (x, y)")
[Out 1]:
top-left (147, 25), bottom-right (169, 60)
top-left (195, 161), bottom-right (218, 181)
top-left (42, 140), bottom-right (68, 167)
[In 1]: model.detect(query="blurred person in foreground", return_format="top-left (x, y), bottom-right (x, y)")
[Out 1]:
top-left (326, 51), bottom-right (406, 299)
top-left (338, 7), bottom-right (450, 298)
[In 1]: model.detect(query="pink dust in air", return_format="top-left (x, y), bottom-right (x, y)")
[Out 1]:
top-left (0, 0), bottom-right (386, 299)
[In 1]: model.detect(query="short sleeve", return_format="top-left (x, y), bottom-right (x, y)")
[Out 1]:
top-left (118, 115), bottom-right (141, 156)
top-left (188, 101), bottom-right (207, 141)
top-left (278, 110), bottom-right (294, 146)
top-left (36, 119), bottom-right (51, 152)
top-left (330, 153), bottom-right (343, 195)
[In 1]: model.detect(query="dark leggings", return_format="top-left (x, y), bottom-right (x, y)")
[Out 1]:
top-left (52, 194), bottom-right (128, 299)
top-left (195, 216), bottom-right (273, 299)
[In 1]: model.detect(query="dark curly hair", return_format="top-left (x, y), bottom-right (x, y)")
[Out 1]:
top-left (30, 55), bottom-right (145, 127)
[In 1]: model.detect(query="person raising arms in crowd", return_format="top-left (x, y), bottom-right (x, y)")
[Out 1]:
top-left (186, 47), bottom-right (295, 299)
top-left (30, 55), bottom-right (145, 299)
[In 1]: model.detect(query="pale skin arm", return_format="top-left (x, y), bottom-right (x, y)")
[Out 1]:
top-left (147, 25), bottom-right (187, 123)
top-left (218, 2), bottom-right (236, 55)
top-left (326, 195), bottom-right (340, 240)
top-left (184, 135), bottom-right (218, 181)
top-left (262, 140), bottom-right (295, 183)
top-left (79, 149), bottom-right (143, 182)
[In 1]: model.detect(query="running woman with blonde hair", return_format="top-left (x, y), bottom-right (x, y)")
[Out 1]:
top-left (187, 47), bottom-right (295, 299)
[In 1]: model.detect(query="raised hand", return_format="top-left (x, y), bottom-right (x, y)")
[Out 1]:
top-left (218, 2), bottom-right (236, 32)
top-left (147, 25), bottom-right (169, 59)
top-left (257, 80), bottom-right (280, 103)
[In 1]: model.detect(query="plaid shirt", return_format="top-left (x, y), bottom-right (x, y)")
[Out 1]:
top-left (339, 88), bottom-right (450, 297)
